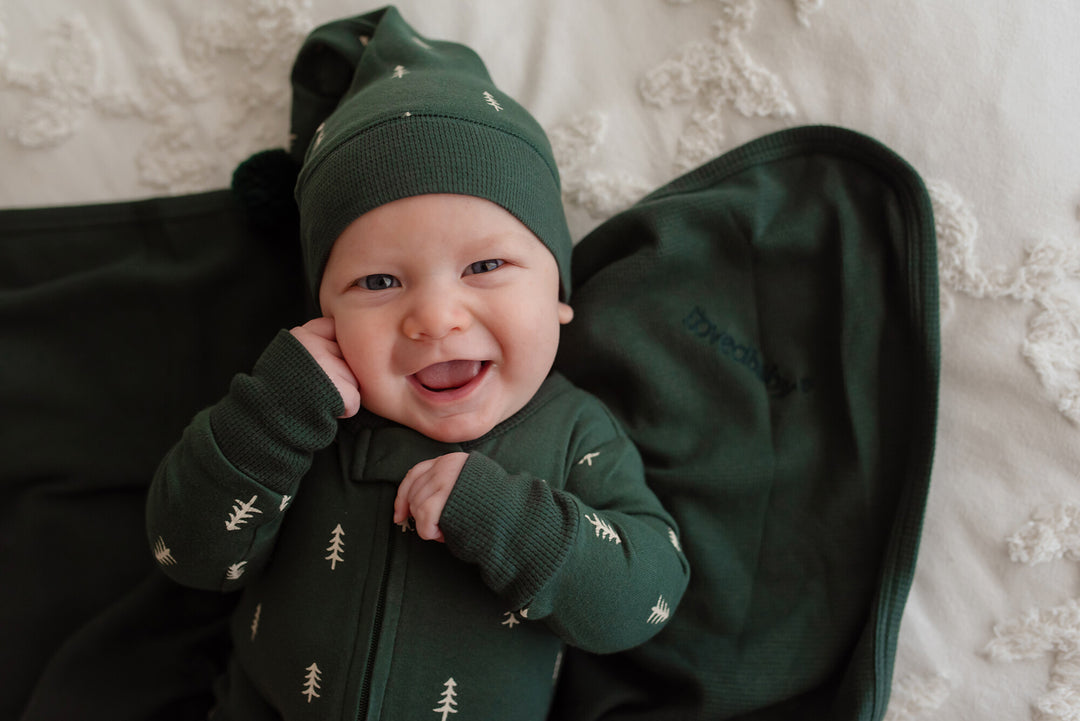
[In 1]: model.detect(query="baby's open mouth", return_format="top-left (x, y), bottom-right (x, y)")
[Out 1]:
top-left (413, 360), bottom-right (488, 391)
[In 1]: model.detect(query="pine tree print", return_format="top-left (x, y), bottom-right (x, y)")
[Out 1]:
top-left (392, 65), bottom-right (408, 78)
top-left (647, 595), bottom-right (671, 624)
top-left (251, 603), bottom-right (262, 641)
top-left (585, 513), bottom-right (622, 544)
top-left (153, 536), bottom-right (177, 566)
top-left (302, 662), bottom-right (322, 703)
top-left (668, 527), bottom-right (682, 552)
top-left (225, 495), bottom-right (263, 531)
top-left (501, 611), bottom-right (521, 628)
top-left (280, 495), bottom-right (291, 512)
top-left (482, 91), bottom-right (503, 112)
top-left (325, 524), bottom-right (345, 570)
top-left (577, 451), bottom-right (601, 466)
top-left (433, 678), bottom-right (459, 719)
top-left (226, 561), bottom-right (247, 581)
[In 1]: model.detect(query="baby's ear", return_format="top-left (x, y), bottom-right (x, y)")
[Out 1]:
top-left (558, 302), bottom-right (574, 325)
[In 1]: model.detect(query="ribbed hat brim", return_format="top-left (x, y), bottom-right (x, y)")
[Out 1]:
top-left (297, 114), bottom-right (571, 302)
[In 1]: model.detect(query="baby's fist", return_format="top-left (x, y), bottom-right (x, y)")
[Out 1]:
top-left (394, 452), bottom-right (469, 543)
top-left (290, 317), bottom-right (361, 418)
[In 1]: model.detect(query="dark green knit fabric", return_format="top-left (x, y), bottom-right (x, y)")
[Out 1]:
top-left (0, 190), bottom-right (307, 719)
top-left (1, 20), bottom-right (936, 720)
top-left (292, 6), bottom-right (572, 302)
top-left (552, 125), bottom-right (940, 721)
top-left (448, 452), bottom-right (579, 610)
top-left (146, 370), bottom-right (689, 719)
top-left (208, 330), bottom-right (343, 492)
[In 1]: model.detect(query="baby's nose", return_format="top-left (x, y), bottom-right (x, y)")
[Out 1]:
top-left (402, 293), bottom-right (470, 340)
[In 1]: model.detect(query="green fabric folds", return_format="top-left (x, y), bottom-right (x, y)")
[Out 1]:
top-left (552, 125), bottom-right (940, 721)
top-left (1, 123), bottom-right (938, 721)
top-left (0, 190), bottom-right (307, 720)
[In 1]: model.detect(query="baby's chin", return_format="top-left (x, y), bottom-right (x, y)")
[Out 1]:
top-left (358, 395), bottom-right (509, 443)
top-left (396, 397), bottom-right (529, 444)
top-left (411, 414), bottom-right (506, 444)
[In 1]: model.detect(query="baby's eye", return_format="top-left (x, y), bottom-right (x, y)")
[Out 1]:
top-left (464, 259), bottom-right (505, 275)
top-left (355, 274), bottom-right (400, 290)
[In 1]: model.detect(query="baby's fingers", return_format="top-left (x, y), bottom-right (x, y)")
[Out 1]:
top-left (395, 454), bottom-right (466, 542)
top-left (299, 316), bottom-right (338, 343)
top-left (409, 485), bottom-right (450, 541)
top-left (394, 457), bottom-right (436, 524)
top-left (289, 318), bottom-right (361, 418)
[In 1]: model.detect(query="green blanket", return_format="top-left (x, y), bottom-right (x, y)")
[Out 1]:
top-left (553, 125), bottom-right (939, 720)
top-left (0, 126), bottom-right (937, 720)
top-left (0, 191), bottom-right (308, 719)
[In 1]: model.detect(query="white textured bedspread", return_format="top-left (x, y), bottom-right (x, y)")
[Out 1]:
top-left (3, 2), bottom-right (1079, 719)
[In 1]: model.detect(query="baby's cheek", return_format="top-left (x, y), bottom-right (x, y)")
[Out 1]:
top-left (336, 346), bottom-right (375, 395)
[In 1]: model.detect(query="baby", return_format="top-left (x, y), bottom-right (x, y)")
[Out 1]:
top-left (147, 6), bottom-right (688, 720)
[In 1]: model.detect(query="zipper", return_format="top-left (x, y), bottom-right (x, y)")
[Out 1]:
top-left (357, 521), bottom-right (396, 720)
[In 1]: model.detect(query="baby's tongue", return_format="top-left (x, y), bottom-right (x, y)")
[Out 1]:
top-left (415, 360), bottom-right (482, 390)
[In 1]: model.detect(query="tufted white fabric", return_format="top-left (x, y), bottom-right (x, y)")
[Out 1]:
top-left (3, 2), bottom-right (1080, 719)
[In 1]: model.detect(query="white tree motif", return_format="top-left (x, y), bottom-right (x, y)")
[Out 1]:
top-left (325, 524), bottom-right (345, 570)
top-left (280, 495), bottom-right (291, 512)
top-left (585, 513), bottom-right (622, 544)
top-left (2, 3), bottom-right (316, 191)
top-left (0, 15), bottom-right (101, 149)
top-left (392, 65), bottom-right (408, 78)
top-left (482, 91), bottom-right (502, 112)
top-left (502, 611), bottom-right (521, 628)
top-left (930, 180), bottom-right (1080, 424)
top-left (399, 517), bottom-right (414, 534)
top-left (987, 509), bottom-right (1080, 720)
top-left (547, 111), bottom-right (650, 220)
top-left (250, 603), bottom-right (262, 641)
top-left (225, 495), bottom-right (263, 531)
top-left (668, 527), bottom-right (682, 552)
top-left (226, 561), bottom-right (247, 580)
top-left (987, 599), bottom-right (1080, 721)
top-left (577, 451), bottom-right (601, 466)
top-left (1007, 504), bottom-right (1080, 566)
top-left (639, 0), bottom-right (798, 172)
top-left (302, 662), bottom-right (322, 703)
top-left (153, 536), bottom-right (177, 566)
top-left (433, 678), bottom-right (459, 720)
top-left (882, 672), bottom-right (953, 721)
top-left (647, 595), bottom-right (671, 624)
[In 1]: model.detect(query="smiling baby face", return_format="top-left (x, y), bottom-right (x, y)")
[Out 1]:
top-left (318, 193), bottom-right (574, 443)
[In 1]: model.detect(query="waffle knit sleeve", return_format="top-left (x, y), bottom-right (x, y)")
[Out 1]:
top-left (440, 411), bottom-right (690, 654)
top-left (145, 329), bottom-right (343, 591)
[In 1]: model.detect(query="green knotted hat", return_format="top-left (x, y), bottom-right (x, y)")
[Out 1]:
top-left (292, 6), bottom-right (571, 304)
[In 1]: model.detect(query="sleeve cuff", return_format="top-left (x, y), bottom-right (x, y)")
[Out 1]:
top-left (441, 452), bottom-right (579, 608)
top-left (208, 329), bottom-right (343, 491)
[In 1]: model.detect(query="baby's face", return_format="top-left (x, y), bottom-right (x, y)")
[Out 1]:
top-left (319, 194), bottom-right (573, 443)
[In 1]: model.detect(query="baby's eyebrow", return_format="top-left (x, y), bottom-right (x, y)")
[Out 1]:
top-left (469, 230), bottom-right (542, 253)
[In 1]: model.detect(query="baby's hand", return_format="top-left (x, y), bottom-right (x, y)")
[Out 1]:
top-left (394, 452), bottom-right (469, 543)
top-left (289, 317), bottom-right (361, 418)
